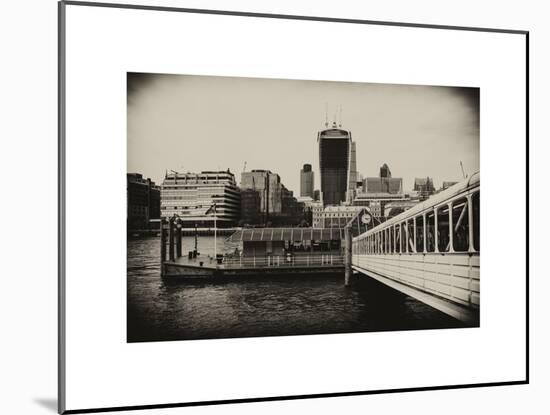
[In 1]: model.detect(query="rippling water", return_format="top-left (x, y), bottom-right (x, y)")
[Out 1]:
top-left (127, 236), bottom-right (464, 342)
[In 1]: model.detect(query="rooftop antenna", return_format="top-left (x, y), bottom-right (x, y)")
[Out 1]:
top-left (325, 103), bottom-right (328, 128)
top-left (460, 161), bottom-right (466, 179)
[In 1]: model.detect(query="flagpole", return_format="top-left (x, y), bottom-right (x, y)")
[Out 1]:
top-left (214, 213), bottom-right (217, 262)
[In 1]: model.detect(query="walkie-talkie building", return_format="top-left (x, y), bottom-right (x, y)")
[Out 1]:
top-left (318, 121), bottom-right (357, 206)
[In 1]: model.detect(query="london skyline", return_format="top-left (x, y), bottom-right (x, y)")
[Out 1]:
top-left (128, 73), bottom-right (479, 194)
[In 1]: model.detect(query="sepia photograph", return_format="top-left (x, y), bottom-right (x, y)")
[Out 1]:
top-left (127, 72), bottom-right (480, 343)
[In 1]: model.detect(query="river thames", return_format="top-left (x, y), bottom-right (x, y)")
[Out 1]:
top-left (127, 236), bottom-right (464, 342)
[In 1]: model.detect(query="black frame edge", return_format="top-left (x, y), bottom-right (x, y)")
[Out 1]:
top-left (58, 1), bottom-right (530, 413)
top-left (62, 0), bottom-right (528, 35)
top-left (525, 31), bottom-right (530, 385)
top-left (62, 380), bottom-right (528, 414)
top-left (58, 1), bottom-right (67, 414)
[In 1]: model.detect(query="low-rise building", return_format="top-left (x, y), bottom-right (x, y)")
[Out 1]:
top-left (161, 170), bottom-right (240, 227)
top-left (414, 177), bottom-right (436, 199)
top-left (353, 192), bottom-right (413, 218)
top-left (127, 173), bottom-right (160, 231)
top-left (354, 163), bottom-right (411, 219)
top-left (313, 205), bottom-right (364, 229)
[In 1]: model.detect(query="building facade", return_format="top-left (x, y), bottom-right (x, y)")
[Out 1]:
top-left (353, 192), bottom-right (412, 217)
top-left (318, 121), bottom-right (357, 206)
top-left (240, 189), bottom-right (262, 225)
top-left (240, 169), bottom-right (305, 226)
top-left (313, 205), bottom-right (364, 229)
top-left (414, 177), bottom-right (436, 200)
top-left (127, 173), bottom-right (160, 231)
top-left (161, 170), bottom-right (240, 227)
top-left (363, 177), bottom-right (403, 194)
top-left (353, 163), bottom-right (413, 219)
top-left (379, 163), bottom-right (392, 178)
top-left (240, 170), bottom-right (282, 218)
top-left (300, 163), bottom-right (314, 198)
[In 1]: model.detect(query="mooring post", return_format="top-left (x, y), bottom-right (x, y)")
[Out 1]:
top-left (176, 219), bottom-right (182, 258)
top-left (344, 225), bottom-right (352, 286)
top-left (168, 217), bottom-right (175, 262)
top-left (160, 217), bottom-right (167, 264)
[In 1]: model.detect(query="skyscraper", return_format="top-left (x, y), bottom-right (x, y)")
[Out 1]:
top-left (240, 169), bottom-right (304, 225)
top-left (318, 121), bottom-right (357, 206)
top-left (300, 163), bottom-right (314, 198)
top-left (379, 163), bottom-right (392, 178)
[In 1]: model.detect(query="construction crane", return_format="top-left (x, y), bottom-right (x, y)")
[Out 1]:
top-left (242, 161), bottom-right (247, 173)
top-left (459, 161), bottom-right (466, 179)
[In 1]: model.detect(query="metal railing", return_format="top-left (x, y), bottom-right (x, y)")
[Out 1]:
top-left (222, 254), bottom-right (344, 269)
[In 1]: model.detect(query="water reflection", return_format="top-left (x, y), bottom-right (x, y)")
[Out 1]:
top-left (127, 237), bottom-right (464, 342)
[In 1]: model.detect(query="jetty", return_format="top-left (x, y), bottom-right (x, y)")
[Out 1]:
top-left (159, 218), bottom-right (345, 281)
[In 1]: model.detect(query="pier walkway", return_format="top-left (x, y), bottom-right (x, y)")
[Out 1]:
top-left (349, 173), bottom-right (480, 325)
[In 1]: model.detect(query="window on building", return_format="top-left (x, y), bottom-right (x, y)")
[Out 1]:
top-left (437, 206), bottom-right (450, 252)
top-left (400, 222), bottom-right (406, 253)
top-left (407, 220), bottom-right (415, 253)
top-left (452, 198), bottom-right (469, 252)
top-left (473, 192), bottom-right (480, 251)
top-left (415, 215), bottom-right (424, 253)
top-left (426, 211), bottom-right (436, 252)
top-left (395, 224), bottom-right (401, 253)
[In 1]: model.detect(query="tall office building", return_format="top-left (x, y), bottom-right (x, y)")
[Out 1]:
top-left (300, 163), bottom-right (314, 198)
top-left (318, 121), bottom-right (357, 206)
top-left (240, 169), bottom-right (305, 226)
top-left (380, 163), bottom-right (392, 178)
top-left (240, 170), bottom-right (282, 217)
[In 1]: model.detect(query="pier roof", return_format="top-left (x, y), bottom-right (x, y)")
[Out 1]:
top-left (227, 227), bottom-right (344, 242)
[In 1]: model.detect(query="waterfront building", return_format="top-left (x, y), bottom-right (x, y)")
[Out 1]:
top-left (161, 170), bottom-right (240, 227)
top-left (127, 173), bottom-right (160, 231)
top-left (300, 163), bottom-right (314, 198)
top-left (317, 121), bottom-right (357, 206)
top-left (227, 227), bottom-right (345, 259)
top-left (310, 201), bottom-right (325, 228)
top-left (313, 205), bottom-right (364, 229)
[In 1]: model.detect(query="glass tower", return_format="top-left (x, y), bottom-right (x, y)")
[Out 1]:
top-left (318, 121), bottom-right (355, 206)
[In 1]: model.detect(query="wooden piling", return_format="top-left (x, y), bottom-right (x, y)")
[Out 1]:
top-left (160, 218), bottom-right (167, 264)
top-left (168, 217), bottom-right (175, 262)
top-left (344, 225), bottom-right (352, 286)
top-left (176, 220), bottom-right (182, 258)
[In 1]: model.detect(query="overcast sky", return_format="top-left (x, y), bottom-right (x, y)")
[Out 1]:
top-left (128, 73), bottom-right (479, 193)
